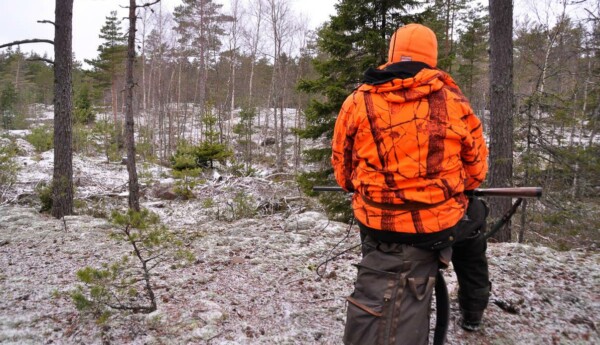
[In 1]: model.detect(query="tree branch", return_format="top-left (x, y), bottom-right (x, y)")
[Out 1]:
top-left (120, 0), bottom-right (160, 11)
top-left (584, 8), bottom-right (599, 21)
top-left (139, 0), bottom-right (161, 9)
top-left (37, 20), bottom-right (56, 26)
top-left (0, 39), bottom-right (54, 49)
top-left (27, 57), bottom-right (54, 65)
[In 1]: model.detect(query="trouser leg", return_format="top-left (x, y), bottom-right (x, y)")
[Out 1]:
top-left (452, 232), bottom-right (490, 325)
top-left (344, 235), bottom-right (439, 345)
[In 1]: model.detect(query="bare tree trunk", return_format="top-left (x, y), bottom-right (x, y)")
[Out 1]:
top-left (141, 10), bottom-right (148, 110)
top-left (51, 0), bottom-right (74, 219)
top-left (168, 68), bottom-right (176, 155)
top-left (125, 0), bottom-right (141, 211)
top-left (229, 0), bottom-right (241, 133)
top-left (247, 0), bottom-right (263, 108)
top-left (111, 77), bottom-right (120, 129)
top-left (488, 0), bottom-right (514, 242)
top-left (198, 4), bottom-right (207, 120)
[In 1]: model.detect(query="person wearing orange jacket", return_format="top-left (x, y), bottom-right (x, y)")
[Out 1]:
top-left (332, 24), bottom-right (491, 345)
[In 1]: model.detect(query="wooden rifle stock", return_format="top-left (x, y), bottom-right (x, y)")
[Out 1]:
top-left (312, 186), bottom-right (543, 198)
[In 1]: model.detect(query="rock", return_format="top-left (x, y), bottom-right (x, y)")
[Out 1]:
top-left (146, 201), bottom-right (166, 208)
top-left (192, 324), bottom-right (219, 341)
top-left (153, 185), bottom-right (178, 200)
top-left (199, 310), bottom-right (224, 324)
top-left (285, 211), bottom-right (327, 231)
top-left (193, 300), bottom-right (224, 324)
top-left (146, 309), bottom-right (163, 321)
top-left (260, 137), bottom-right (276, 146)
top-left (231, 256), bottom-right (245, 264)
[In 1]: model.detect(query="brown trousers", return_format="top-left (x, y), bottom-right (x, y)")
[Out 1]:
top-left (343, 237), bottom-right (450, 345)
top-left (344, 198), bottom-right (490, 345)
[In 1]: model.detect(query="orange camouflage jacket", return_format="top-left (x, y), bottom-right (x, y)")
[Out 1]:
top-left (332, 68), bottom-right (488, 234)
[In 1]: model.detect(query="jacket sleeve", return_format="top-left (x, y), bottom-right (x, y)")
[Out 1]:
top-left (461, 106), bottom-right (488, 190)
top-left (331, 93), bottom-right (359, 192)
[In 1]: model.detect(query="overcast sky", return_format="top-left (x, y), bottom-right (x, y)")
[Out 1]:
top-left (1, 0), bottom-right (590, 68)
top-left (0, 0), bottom-right (338, 66)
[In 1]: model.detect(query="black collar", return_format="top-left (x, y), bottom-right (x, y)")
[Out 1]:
top-left (362, 61), bottom-right (431, 85)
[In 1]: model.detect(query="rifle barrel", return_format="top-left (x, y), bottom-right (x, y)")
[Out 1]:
top-left (467, 187), bottom-right (542, 198)
top-left (312, 186), bottom-right (542, 198)
top-left (312, 186), bottom-right (346, 192)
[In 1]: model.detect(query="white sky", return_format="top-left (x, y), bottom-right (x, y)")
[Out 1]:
top-left (0, 0), bottom-right (592, 67)
top-left (0, 0), bottom-right (338, 65)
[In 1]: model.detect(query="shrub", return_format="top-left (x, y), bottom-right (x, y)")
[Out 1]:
top-left (297, 170), bottom-right (353, 223)
top-left (73, 123), bottom-right (93, 154)
top-left (230, 192), bottom-right (257, 220)
top-left (137, 126), bottom-right (156, 163)
top-left (0, 82), bottom-right (26, 130)
top-left (233, 107), bottom-right (256, 167)
top-left (171, 140), bottom-right (232, 171)
top-left (92, 120), bottom-right (121, 162)
top-left (73, 85), bottom-right (96, 125)
top-left (35, 181), bottom-right (53, 212)
top-left (0, 141), bottom-right (19, 200)
top-left (227, 160), bottom-right (256, 177)
top-left (26, 125), bottom-right (53, 153)
top-left (72, 209), bottom-right (194, 321)
top-left (172, 167), bottom-right (203, 199)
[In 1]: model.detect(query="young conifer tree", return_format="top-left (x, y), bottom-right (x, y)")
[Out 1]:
top-left (85, 11), bottom-right (127, 128)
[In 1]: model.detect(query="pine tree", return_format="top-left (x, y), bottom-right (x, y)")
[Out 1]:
top-left (52, 0), bottom-right (75, 219)
top-left (0, 82), bottom-right (17, 129)
top-left (85, 11), bottom-right (127, 127)
top-left (454, 3), bottom-right (488, 115)
top-left (297, 0), bottom-right (427, 187)
top-left (423, 0), bottom-right (470, 71)
top-left (488, 0), bottom-right (514, 241)
top-left (174, 0), bottom-right (233, 117)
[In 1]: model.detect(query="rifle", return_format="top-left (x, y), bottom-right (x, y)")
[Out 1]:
top-left (311, 186), bottom-right (543, 240)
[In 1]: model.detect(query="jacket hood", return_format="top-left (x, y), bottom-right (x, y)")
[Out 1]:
top-left (358, 67), bottom-right (457, 103)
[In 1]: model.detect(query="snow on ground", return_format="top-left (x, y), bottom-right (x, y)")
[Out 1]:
top-left (0, 146), bottom-right (599, 344)
top-left (1, 111), bottom-right (599, 344)
top-left (0, 202), bottom-right (598, 345)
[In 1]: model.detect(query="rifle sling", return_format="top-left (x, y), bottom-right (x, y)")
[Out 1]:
top-left (433, 270), bottom-right (450, 345)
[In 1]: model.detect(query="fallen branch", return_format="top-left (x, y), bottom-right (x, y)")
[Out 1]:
top-left (529, 230), bottom-right (553, 242)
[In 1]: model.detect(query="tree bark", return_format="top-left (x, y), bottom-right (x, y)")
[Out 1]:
top-left (51, 0), bottom-right (74, 219)
top-left (125, 0), bottom-right (141, 211)
top-left (488, 0), bottom-right (514, 242)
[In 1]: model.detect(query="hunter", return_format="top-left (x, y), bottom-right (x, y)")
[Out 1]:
top-left (332, 23), bottom-right (491, 345)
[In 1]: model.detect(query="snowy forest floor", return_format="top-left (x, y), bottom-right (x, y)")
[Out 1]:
top-left (0, 139), bottom-right (599, 344)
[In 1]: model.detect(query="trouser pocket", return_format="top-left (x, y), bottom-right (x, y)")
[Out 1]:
top-left (343, 243), bottom-right (439, 345)
top-left (343, 264), bottom-right (400, 345)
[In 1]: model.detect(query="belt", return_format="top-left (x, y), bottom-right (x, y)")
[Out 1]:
top-left (361, 194), bottom-right (448, 211)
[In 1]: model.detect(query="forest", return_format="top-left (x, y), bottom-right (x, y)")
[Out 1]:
top-left (0, 0), bottom-right (599, 344)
